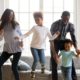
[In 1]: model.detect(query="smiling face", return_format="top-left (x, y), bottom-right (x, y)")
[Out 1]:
top-left (34, 17), bottom-right (43, 26)
top-left (8, 11), bottom-right (14, 22)
top-left (61, 11), bottom-right (70, 24)
top-left (62, 16), bottom-right (70, 24)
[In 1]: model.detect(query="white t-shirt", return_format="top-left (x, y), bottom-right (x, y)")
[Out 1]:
top-left (23, 25), bottom-right (58, 49)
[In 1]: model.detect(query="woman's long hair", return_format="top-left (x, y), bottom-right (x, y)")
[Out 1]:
top-left (0, 8), bottom-right (19, 30)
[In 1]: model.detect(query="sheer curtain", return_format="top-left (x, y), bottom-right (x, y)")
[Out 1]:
top-left (0, 0), bottom-right (77, 56)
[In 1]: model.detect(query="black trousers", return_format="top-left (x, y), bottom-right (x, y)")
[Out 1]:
top-left (0, 52), bottom-right (21, 80)
top-left (50, 40), bottom-right (77, 80)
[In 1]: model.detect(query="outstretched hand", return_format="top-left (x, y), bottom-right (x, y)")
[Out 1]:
top-left (19, 40), bottom-right (23, 48)
top-left (76, 49), bottom-right (80, 54)
top-left (55, 31), bottom-right (60, 36)
top-left (14, 36), bottom-right (23, 48)
top-left (53, 54), bottom-right (60, 64)
top-left (14, 36), bottom-right (20, 40)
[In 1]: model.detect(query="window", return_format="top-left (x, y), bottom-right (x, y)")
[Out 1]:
top-left (7, 0), bottom-right (74, 56)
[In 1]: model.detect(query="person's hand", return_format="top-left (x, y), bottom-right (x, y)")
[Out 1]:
top-left (55, 31), bottom-right (60, 36)
top-left (76, 49), bottom-right (80, 54)
top-left (18, 40), bottom-right (23, 48)
top-left (14, 36), bottom-right (20, 40)
top-left (53, 54), bottom-right (60, 64)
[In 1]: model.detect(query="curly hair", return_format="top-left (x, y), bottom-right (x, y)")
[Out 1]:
top-left (33, 12), bottom-right (43, 19)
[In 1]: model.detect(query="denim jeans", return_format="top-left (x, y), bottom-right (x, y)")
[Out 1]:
top-left (61, 66), bottom-right (72, 80)
top-left (30, 47), bottom-right (46, 71)
top-left (0, 52), bottom-right (21, 80)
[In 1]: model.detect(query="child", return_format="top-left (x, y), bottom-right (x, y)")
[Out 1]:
top-left (57, 39), bottom-right (80, 80)
top-left (21, 12), bottom-right (60, 78)
top-left (0, 9), bottom-right (22, 80)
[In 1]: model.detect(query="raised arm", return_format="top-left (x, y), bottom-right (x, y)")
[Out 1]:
top-left (21, 27), bottom-right (34, 39)
top-left (47, 29), bottom-right (60, 40)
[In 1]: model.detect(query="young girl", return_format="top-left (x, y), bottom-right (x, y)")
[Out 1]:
top-left (21, 12), bottom-right (60, 78)
top-left (57, 39), bottom-right (80, 80)
top-left (0, 9), bottom-right (22, 80)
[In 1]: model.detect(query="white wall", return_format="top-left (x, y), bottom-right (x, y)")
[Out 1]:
top-left (0, 0), bottom-right (4, 18)
top-left (75, 0), bottom-right (80, 48)
top-left (0, 0), bottom-right (9, 18)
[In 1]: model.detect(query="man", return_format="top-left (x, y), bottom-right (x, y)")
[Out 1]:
top-left (50, 11), bottom-right (78, 80)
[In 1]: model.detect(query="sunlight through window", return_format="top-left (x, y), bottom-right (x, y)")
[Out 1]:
top-left (8, 0), bottom-right (74, 57)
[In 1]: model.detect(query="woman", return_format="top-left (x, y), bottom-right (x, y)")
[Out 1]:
top-left (0, 9), bottom-right (22, 80)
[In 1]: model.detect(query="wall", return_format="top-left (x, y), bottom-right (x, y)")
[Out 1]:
top-left (0, 0), bottom-right (4, 18)
top-left (76, 0), bottom-right (80, 48)
top-left (0, 0), bottom-right (9, 18)
top-left (0, 0), bottom-right (80, 48)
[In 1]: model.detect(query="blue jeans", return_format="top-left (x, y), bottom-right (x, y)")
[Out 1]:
top-left (61, 66), bottom-right (72, 80)
top-left (30, 47), bottom-right (46, 71)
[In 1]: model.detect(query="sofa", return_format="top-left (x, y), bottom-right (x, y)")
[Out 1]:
top-left (2, 57), bottom-right (80, 80)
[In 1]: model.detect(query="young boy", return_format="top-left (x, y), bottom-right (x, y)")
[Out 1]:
top-left (21, 12), bottom-right (60, 78)
top-left (57, 39), bottom-right (80, 80)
